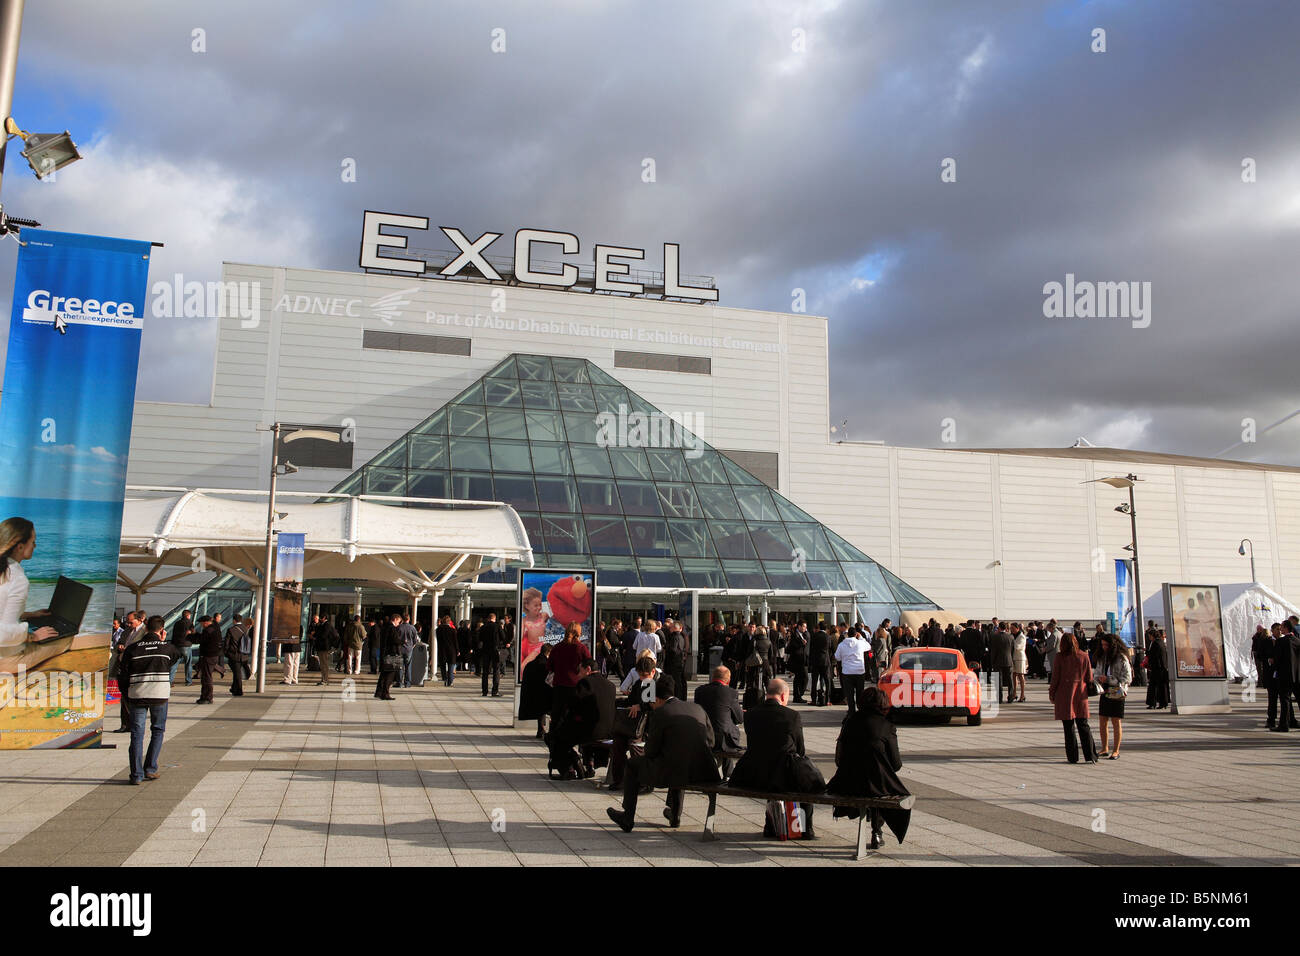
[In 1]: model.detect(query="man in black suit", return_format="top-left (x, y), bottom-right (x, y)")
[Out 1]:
top-left (549, 659), bottom-right (617, 778)
top-left (1270, 622), bottom-right (1300, 732)
top-left (959, 621), bottom-right (985, 678)
top-left (808, 624), bottom-right (833, 706)
top-left (989, 622), bottom-right (1014, 703)
top-left (476, 613), bottom-right (505, 696)
top-left (693, 665), bottom-right (745, 779)
top-left (435, 615), bottom-right (459, 686)
top-left (195, 614), bottom-right (223, 704)
top-left (727, 678), bottom-right (822, 837)
top-left (661, 623), bottom-right (689, 698)
top-left (606, 675), bottom-right (719, 832)
top-left (786, 625), bottom-right (809, 702)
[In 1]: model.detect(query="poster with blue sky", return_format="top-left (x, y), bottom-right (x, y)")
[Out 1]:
top-left (0, 229), bottom-right (151, 749)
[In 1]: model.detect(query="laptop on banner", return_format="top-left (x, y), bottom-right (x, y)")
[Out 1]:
top-left (25, 576), bottom-right (93, 641)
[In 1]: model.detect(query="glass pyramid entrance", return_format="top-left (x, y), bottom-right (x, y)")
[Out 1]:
top-left (319, 353), bottom-right (938, 623)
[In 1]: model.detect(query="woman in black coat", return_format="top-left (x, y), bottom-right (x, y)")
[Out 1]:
top-left (518, 644), bottom-right (553, 738)
top-left (826, 686), bottom-right (912, 849)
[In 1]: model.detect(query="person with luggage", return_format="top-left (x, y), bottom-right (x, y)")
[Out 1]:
top-left (374, 612), bottom-right (402, 700)
top-left (1048, 632), bottom-right (1098, 764)
top-left (224, 613), bottom-right (253, 696)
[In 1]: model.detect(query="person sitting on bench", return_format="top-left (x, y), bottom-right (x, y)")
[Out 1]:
top-left (826, 686), bottom-right (912, 849)
top-left (727, 678), bottom-right (825, 838)
top-left (548, 658), bottom-right (616, 780)
top-left (605, 675), bottom-right (719, 832)
top-left (693, 664), bottom-right (745, 780)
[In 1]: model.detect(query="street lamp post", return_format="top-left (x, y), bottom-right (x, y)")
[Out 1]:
top-left (256, 423), bottom-right (282, 694)
top-left (1095, 473), bottom-right (1146, 684)
top-left (0, 0), bottom-right (23, 199)
top-left (1238, 538), bottom-right (1256, 583)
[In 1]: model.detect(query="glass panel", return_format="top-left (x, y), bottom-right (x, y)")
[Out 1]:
top-left (564, 411), bottom-right (601, 445)
top-left (592, 383), bottom-right (631, 413)
top-left (524, 408), bottom-right (565, 442)
top-left (493, 475), bottom-right (538, 511)
top-left (697, 484), bottom-right (741, 519)
top-left (657, 482), bottom-right (701, 518)
top-left (638, 557), bottom-right (684, 588)
top-left (529, 442), bottom-right (572, 475)
top-left (449, 405), bottom-right (487, 438)
top-left (748, 521), bottom-right (794, 560)
top-left (763, 561), bottom-right (810, 590)
top-left (569, 445), bottom-right (613, 477)
top-left (786, 523), bottom-right (836, 562)
top-left (722, 455), bottom-right (763, 485)
top-left (734, 486), bottom-right (781, 522)
top-left (686, 448), bottom-right (729, 485)
top-left (515, 354), bottom-right (552, 380)
top-left (551, 356), bottom-right (590, 383)
top-left (407, 470), bottom-right (448, 500)
top-left (609, 447), bottom-right (653, 479)
top-left (855, 603), bottom-right (902, 630)
top-left (593, 554), bottom-right (638, 587)
top-left (668, 518), bottom-right (714, 557)
top-left (518, 512), bottom-right (545, 552)
top-left (774, 493), bottom-right (817, 524)
top-left (411, 408), bottom-right (446, 435)
top-left (577, 477), bottom-right (621, 514)
top-left (586, 363), bottom-right (624, 387)
top-left (541, 514), bottom-right (584, 553)
top-left (365, 468), bottom-right (405, 495)
top-left (408, 434), bottom-right (448, 470)
top-left (586, 516), bottom-right (632, 555)
top-left (490, 440), bottom-right (533, 473)
top-left (841, 561), bottom-right (895, 603)
top-left (487, 407), bottom-right (528, 440)
top-left (329, 473), bottom-right (362, 496)
top-left (880, 566), bottom-right (937, 607)
top-left (367, 441), bottom-right (407, 470)
top-left (449, 436), bottom-right (491, 471)
top-left (450, 471), bottom-right (494, 501)
top-left (451, 381), bottom-right (484, 404)
top-left (617, 480), bottom-right (662, 516)
top-left (709, 519), bottom-right (757, 559)
top-left (680, 559), bottom-right (726, 589)
top-left (534, 475), bottom-right (579, 512)
top-left (483, 378), bottom-right (522, 407)
top-left (485, 356), bottom-right (518, 380)
top-left (724, 560), bottom-right (766, 589)
top-left (826, 528), bottom-right (873, 564)
top-left (520, 379), bottom-right (558, 408)
top-left (626, 517), bottom-right (673, 556)
top-left (556, 382), bottom-right (597, 411)
top-left (647, 447), bottom-right (689, 482)
top-left (805, 561), bottom-right (849, 591)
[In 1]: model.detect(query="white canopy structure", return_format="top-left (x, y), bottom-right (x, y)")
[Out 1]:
top-left (1142, 582), bottom-right (1299, 681)
top-left (117, 486), bottom-right (533, 605)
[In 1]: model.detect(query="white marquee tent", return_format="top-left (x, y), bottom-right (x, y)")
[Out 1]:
top-left (1142, 582), bottom-right (1299, 681)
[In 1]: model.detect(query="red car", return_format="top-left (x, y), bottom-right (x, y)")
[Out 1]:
top-left (878, 648), bottom-right (982, 725)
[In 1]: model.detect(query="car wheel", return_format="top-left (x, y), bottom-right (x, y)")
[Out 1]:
top-left (967, 713), bottom-right (982, 726)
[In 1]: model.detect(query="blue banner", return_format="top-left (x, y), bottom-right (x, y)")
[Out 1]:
top-left (272, 532), bottom-right (306, 644)
top-left (1115, 558), bottom-right (1136, 645)
top-left (0, 229), bottom-right (152, 748)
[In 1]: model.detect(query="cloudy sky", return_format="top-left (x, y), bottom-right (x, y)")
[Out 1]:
top-left (1, 0), bottom-right (1297, 463)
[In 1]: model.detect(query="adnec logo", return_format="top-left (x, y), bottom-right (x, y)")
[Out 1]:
top-left (271, 287), bottom-right (420, 325)
top-left (23, 289), bottom-right (141, 331)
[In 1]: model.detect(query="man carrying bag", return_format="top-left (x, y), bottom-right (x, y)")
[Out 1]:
top-left (223, 614), bottom-right (253, 697)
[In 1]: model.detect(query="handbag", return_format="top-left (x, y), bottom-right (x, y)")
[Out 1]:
top-left (1086, 678), bottom-right (1101, 697)
top-left (382, 652), bottom-right (403, 672)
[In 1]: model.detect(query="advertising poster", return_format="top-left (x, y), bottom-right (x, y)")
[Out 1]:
top-left (271, 532), bottom-right (305, 650)
top-left (0, 230), bottom-right (153, 748)
top-left (515, 568), bottom-right (596, 682)
top-left (1114, 559), bottom-right (1136, 644)
top-left (1167, 584), bottom-right (1227, 680)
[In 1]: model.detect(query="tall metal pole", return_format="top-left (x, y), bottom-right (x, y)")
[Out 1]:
top-left (256, 422), bottom-right (281, 693)
top-left (0, 0), bottom-right (25, 199)
top-left (1128, 474), bottom-right (1146, 684)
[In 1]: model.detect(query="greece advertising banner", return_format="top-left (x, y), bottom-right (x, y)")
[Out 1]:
top-left (272, 532), bottom-right (305, 653)
top-left (0, 229), bottom-right (153, 748)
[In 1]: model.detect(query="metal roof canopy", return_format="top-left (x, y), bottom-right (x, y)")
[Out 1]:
top-left (117, 486), bottom-right (534, 602)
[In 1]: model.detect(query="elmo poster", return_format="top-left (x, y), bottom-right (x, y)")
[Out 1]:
top-left (514, 568), bottom-right (596, 681)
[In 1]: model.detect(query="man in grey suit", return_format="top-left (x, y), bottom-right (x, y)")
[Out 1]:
top-left (606, 675), bottom-right (720, 832)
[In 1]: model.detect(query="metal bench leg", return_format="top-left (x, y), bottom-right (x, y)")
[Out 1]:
top-left (702, 793), bottom-right (717, 842)
top-left (856, 816), bottom-right (869, 861)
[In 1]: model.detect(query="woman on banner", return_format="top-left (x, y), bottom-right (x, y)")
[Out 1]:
top-left (0, 518), bottom-right (58, 663)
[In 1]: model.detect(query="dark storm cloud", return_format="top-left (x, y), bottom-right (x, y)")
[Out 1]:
top-left (3, 0), bottom-right (1297, 461)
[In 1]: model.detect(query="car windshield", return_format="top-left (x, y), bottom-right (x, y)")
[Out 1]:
top-left (896, 651), bottom-right (959, 671)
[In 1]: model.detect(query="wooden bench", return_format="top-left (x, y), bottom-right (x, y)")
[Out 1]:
top-left (679, 784), bottom-right (915, 861)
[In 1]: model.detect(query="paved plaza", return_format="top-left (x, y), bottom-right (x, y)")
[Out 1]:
top-left (0, 673), bottom-right (1294, 867)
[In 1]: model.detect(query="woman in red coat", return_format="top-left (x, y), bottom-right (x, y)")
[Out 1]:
top-left (1048, 632), bottom-right (1098, 764)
